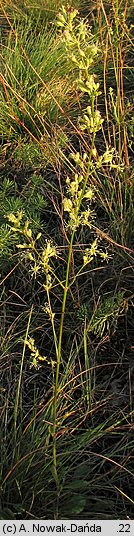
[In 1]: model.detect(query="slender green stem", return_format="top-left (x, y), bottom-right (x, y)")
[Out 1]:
top-left (115, 0), bottom-right (121, 154)
top-left (52, 131), bottom-right (96, 487)
top-left (56, 132), bottom-right (96, 385)
top-left (52, 229), bottom-right (75, 489)
top-left (57, 231), bottom-right (75, 366)
top-left (84, 316), bottom-right (92, 411)
top-left (13, 305), bottom-right (33, 460)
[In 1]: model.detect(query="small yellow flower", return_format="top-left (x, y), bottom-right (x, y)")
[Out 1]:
top-left (27, 252), bottom-right (35, 261)
top-left (84, 188), bottom-right (93, 201)
top-left (17, 242), bottom-right (28, 249)
top-left (44, 304), bottom-right (55, 320)
top-left (90, 239), bottom-right (98, 257)
top-left (83, 248), bottom-right (93, 265)
top-left (26, 337), bottom-right (35, 352)
top-left (25, 336), bottom-right (51, 369)
top-left (81, 208), bottom-right (91, 226)
top-left (91, 147), bottom-right (97, 158)
top-left (41, 241), bottom-right (57, 270)
top-left (63, 198), bottom-right (73, 213)
top-left (30, 264), bottom-right (40, 277)
top-left (7, 210), bottom-right (23, 227)
top-left (99, 251), bottom-right (109, 262)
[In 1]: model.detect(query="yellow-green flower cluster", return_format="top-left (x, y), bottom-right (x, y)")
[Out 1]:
top-left (83, 239), bottom-right (98, 265)
top-left (57, 6), bottom-right (100, 100)
top-left (43, 303), bottom-right (55, 321)
top-left (7, 210), bottom-right (23, 228)
top-left (83, 239), bottom-right (109, 267)
top-left (78, 76), bottom-right (100, 99)
top-left (7, 210), bottom-right (41, 250)
top-left (80, 106), bottom-right (103, 133)
top-left (63, 152), bottom-right (95, 231)
top-left (95, 147), bottom-right (125, 171)
top-left (6, 211), bottom-right (57, 284)
top-left (57, 5), bottom-right (78, 31)
top-left (70, 151), bottom-right (89, 168)
top-left (41, 241), bottom-right (57, 271)
top-left (25, 336), bottom-right (51, 369)
top-left (27, 241), bottom-right (57, 282)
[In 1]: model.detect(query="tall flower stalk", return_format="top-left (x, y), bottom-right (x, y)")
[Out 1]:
top-left (6, 6), bottom-right (113, 498)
